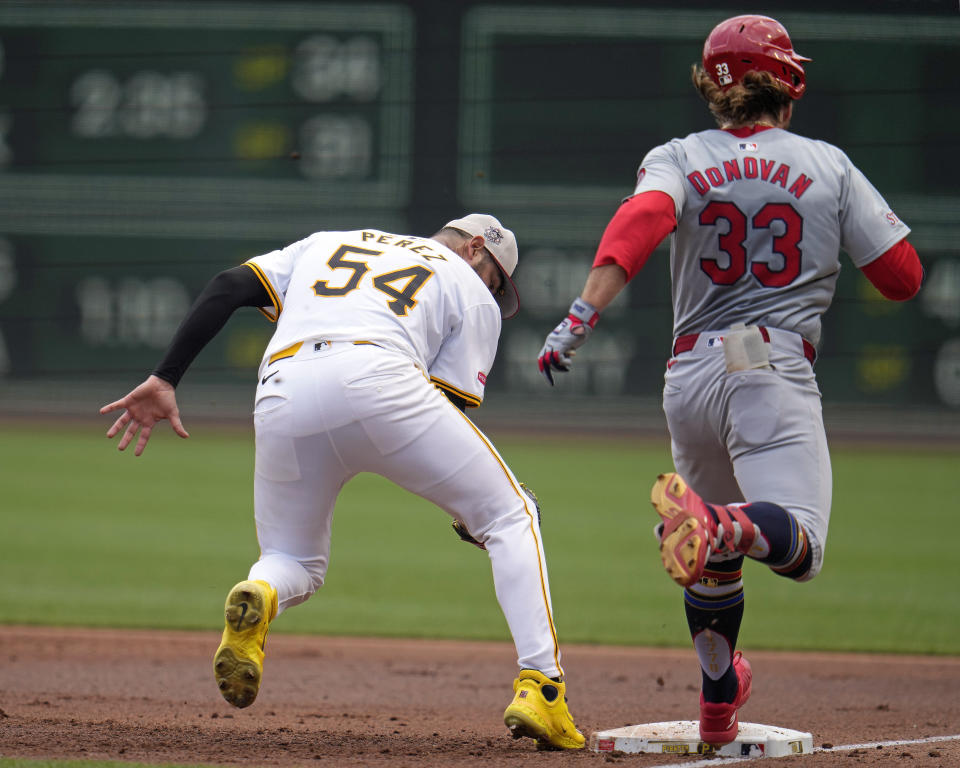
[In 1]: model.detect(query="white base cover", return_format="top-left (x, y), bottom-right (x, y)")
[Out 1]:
top-left (589, 720), bottom-right (813, 758)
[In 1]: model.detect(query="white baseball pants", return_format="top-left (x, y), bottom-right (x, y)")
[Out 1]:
top-left (246, 341), bottom-right (564, 677)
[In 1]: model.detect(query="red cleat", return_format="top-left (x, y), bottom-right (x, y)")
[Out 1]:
top-left (699, 652), bottom-right (753, 745)
top-left (650, 473), bottom-right (757, 587)
top-left (650, 473), bottom-right (719, 586)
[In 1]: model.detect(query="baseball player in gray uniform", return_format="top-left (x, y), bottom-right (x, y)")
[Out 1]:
top-left (538, 15), bottom-right (922, 745)
top-left (101, 214), bottom-right (584, 750)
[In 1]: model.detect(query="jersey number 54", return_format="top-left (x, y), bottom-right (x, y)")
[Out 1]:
top-left (313, 244), bottom-right (434, 317)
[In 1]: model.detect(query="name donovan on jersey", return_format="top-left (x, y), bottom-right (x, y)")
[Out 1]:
top-left (686, 157), bottom-right (814, 199)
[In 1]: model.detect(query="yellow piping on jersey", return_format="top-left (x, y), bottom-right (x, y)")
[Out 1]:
top-left (267, 341), bottom-right (303, 366)
top-left (430, 376), bottom-right (482, 408)
top-left (452, 409), bottom-right (563, 676)
top-left (244, 261), bottom-right (282, 321)
top-left (266, 340), bottom-right (381, 367)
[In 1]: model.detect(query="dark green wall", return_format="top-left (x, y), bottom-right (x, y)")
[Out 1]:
top-left (0, 1), bottom-right (957, 408)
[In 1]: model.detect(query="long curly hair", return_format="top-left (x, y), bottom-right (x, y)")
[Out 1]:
top-left (691, 66), bottom-right (793, 128)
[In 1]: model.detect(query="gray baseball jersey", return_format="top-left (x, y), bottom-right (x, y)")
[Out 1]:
top-left (633, 128), bottom-right (910, 346)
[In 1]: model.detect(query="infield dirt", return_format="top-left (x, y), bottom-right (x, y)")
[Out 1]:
top-left (1, 626), bottom-right (957, 767)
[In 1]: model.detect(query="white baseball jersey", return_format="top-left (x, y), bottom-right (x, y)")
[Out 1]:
top-left (633, 128), bottom-right (910, 346)
top-left (245, 229), bottom-right (501, 407)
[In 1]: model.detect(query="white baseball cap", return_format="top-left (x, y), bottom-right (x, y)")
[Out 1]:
top-left (444, 213), bottom-right (520, 319)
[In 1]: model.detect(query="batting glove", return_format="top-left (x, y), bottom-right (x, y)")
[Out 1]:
top-left (537, 298), bottom-right (600, 385)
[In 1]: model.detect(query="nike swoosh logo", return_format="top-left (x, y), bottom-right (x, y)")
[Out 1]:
top-left (236, 602), bottom-right (248, 631)
top-left (261, 370), bottom-right (279, 385)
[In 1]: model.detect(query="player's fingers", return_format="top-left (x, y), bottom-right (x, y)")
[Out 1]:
top-left (547, 350), bottom-right (570, 372)
top-left (105, 411), bottom-right (130, 439)
top-left (117, 420), bottom-right (139, 452)
top-left (169, 412), bottom-right (190, 439)
top-left (134, 425), bottom-right (152, 457)
top-left (99, 398), bottom-right (128, 416)
top-left (539, 356), bottom-right (554, 386)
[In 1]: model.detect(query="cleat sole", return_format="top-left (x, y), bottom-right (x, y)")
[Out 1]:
top-left (504, 709), bottom-right (582, 750)
top-left (505, 712), bottom-right (545, 741)
top-left (212, 647), bottom-right (261, 708)
top-left (660, 517), bottom-right (706, 586)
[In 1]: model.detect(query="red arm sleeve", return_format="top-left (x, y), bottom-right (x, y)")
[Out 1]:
top-left (859, 239), bottom-right (923, 301)
top-left (591, 190), bottom-right (677, 281)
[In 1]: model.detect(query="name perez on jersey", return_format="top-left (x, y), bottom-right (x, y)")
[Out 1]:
top-left (686, 157), bottom-right (814, 200)
top-left (359, 230), bottom-right (449, 261)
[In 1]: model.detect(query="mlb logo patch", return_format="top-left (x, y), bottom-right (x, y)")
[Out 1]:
top-left (738, 142), bottom-right (758, 152)
top-left (707, 335), bottom-right (725, 347)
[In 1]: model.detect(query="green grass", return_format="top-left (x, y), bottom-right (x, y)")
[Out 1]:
top-left (1, 421), bottom-right (958, 654)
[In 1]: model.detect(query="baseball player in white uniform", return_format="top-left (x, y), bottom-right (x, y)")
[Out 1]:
top-left (538, 15), bottom-right (922, 745)
top-left (101, 214), bottom-right (584, 750)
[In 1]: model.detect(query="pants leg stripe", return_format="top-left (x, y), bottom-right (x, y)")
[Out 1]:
top-left (454, 408), bottom-right (562, 677)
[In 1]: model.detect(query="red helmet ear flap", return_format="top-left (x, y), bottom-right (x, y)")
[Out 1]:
top-left (702, 15), bottom-right (810, 100)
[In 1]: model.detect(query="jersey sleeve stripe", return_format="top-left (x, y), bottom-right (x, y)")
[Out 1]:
top-left (430, 376), bottom-right (482, 408)
top-left (243, 262), bottom-right (283, 321)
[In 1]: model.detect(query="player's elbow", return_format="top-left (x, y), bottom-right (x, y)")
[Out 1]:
top-left (881, 282), bottom-right (920, 302)
top-left (876, 264), bottom-right (923, 302)
top-left (860, 240), bottom-right (923, 302)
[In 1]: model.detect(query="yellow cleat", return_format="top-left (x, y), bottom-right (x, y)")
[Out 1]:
top-left (212, 579), bottom-right (278, 708)
top-left (503, 669), bottom-right (585, 750)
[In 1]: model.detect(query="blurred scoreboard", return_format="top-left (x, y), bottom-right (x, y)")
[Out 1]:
top-left (0, 1), bottom-right (413, 381)
top-left (0, 1), bottom-right (958, 410)
top-left (0, 2), bottom-right (413, 211)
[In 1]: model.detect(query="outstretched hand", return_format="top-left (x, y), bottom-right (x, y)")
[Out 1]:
top-left (100, 374), bottom-right (189, 456)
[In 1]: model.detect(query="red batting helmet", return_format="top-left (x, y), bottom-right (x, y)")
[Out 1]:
top-left (702, 15), bottom-right (811, 100)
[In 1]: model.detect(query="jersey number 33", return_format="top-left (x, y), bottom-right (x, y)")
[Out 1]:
top-left (700, 201), bottom-right (802, 288)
